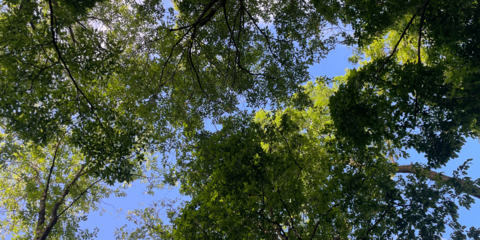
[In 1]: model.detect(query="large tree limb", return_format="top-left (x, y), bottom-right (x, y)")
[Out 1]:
top-left (397, 165), bottom-right (480, 199)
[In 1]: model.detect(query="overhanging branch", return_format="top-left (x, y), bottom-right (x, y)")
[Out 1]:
top-left (397, 164), bottom-right (480, 199)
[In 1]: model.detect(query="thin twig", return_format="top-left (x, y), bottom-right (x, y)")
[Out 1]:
top-left (277, 130), bottom-right (303, 171)
top-left (309, 203), bottom-right (339, 240)
top-left (243, 7), bottom-right (278, 60)
top-left (417, 0), bottom-right (431, 64)
top-left (277, 188), bottom-right (301, 239)
top-left (363, 207), bottom-right (391, 239)
top-left (367, 13), bottom-right (417, 103)
top-left (413, 0), bottom-right (431, 124)
top-left (57, 179), bottom-right (102, 217)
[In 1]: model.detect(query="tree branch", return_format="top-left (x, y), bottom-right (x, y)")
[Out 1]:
top-left (48, 0), bottom-right (94, 110)
top-left (222, 2), bottom-right (242, 88)
top-left (367, 13), bottom-right (417, 102)
top-left (243, 6), bottom-right (279, 60)
top-left (35, 165), bottom-right (86, 240)
top-left (417, 0), bottom-right (431, 64)
top-left (187, 27), bottom-right (206, 93)
top-left (256, 208), bottom-right (288, 240)
top-left (277, 188), bottom-right (301, 239)
top-left (168, 0), bottom-right (221, 31)
top-left (397, 164), bottom-right (480, 199)
top-left (47, 0), bottom-right (115, 145)
top-left (68, 26), bottom-right (77, 45)
top-left (413, 0), bottom-right (431, 124)
top-left (362, 207), bottom-right (391, 239)
top-left (34, 136), bottom-right (62, 239)
top-left (57, 179), bottom-right (102, 218)
top-left (277, 129), bottom-right (303, 172)
top-left (309, 203), bottom-right (339, 240)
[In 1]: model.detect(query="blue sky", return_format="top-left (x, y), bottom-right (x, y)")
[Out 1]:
top-left (80, 45), bottom-right (480, 239)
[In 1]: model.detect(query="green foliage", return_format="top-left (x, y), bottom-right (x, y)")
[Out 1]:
top-left (117, 79), bottom-right (479, 239)
top-left (0, 132), bottom-right (111, 239)
top-left (114, 199), bottom-right (180, 240)
top-left (329, 0), bottom-right (480, 168)
top-left (1, 0), bottom-right (343, 237)
top-left (0, 0), bottom-right (339, 184)
top-left (2, 0), bottom-right (480, 239)
top-left (0, 0), bottom-right (157, 184)
top-left (60, 0), bottom-right (106, 14)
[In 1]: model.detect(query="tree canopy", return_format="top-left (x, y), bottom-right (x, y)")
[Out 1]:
top-left (0, 131), bottom-right (109, 239)
top-left (1, 0), bottom-right (479, 239)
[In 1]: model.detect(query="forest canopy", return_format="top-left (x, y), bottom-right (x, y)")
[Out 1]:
top-left (0, 0), bottom-right (479, 239)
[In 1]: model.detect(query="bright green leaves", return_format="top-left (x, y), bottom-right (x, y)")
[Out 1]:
top-left (171, 113), bottom-right (312, 239)
top-left (0, 0), bottom-right (144, 183)
top-left (0, 0), bottom-right (183, 184)
top-left (162, 81), bottom-right (413, 239)
top-left (1, 0), bottom-right (479, 238)
top-left (146, 70), bottom-right (480, 238)
top-left (0, 132), bottom-right (112, 239)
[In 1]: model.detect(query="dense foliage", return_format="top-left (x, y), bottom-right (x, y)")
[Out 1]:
top-left (138, 80), bottom-right (480, 239)
top-left (330, 0), bottom-right (480, 169)
top-left (1, 0), bottom-right (479, 239)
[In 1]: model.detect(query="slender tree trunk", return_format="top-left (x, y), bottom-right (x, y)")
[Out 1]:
top-left (34, 166), bottom-right (86, 240)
